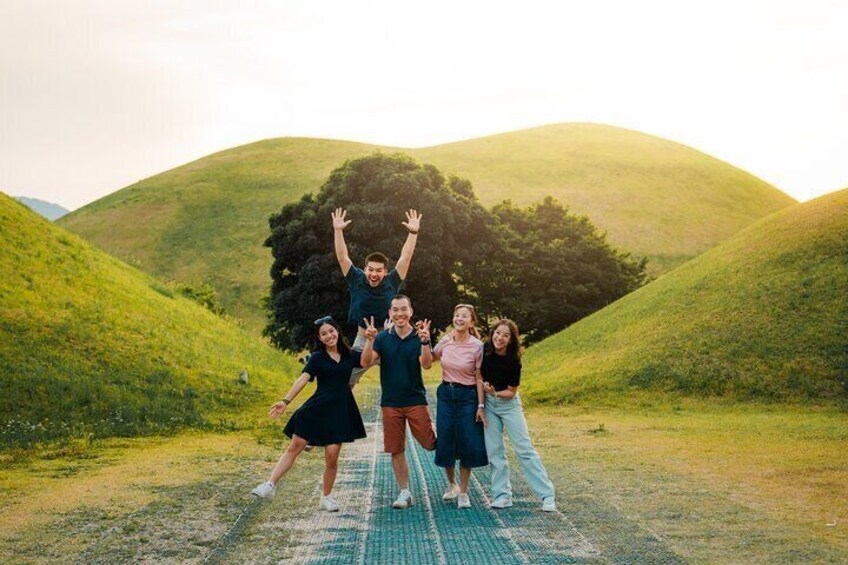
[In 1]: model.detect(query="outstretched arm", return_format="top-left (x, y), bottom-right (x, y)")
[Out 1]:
top-left (395, 209), bottom-right (422, 280)
top-left (268, 372), bottom-right (311, 418)
top-left (332, 208), bottom-right (353, 276)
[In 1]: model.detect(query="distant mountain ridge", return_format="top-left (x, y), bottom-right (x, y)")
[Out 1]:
top-left (58, 123), bottom-right (796, 332)
top-left (14, 196), bottom-right (70, 220)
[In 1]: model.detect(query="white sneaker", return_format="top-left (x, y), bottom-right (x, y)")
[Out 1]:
top-left (320, 494), bottom-right (340, 512)
top-left (541, 496), bottom-right (556, 512)
top-left (457, 493), bottom-right (471, 508)
top-left (392, 489), bottom-right (414, 509)
top-left (489, 495), bottom-right (513, 509)
top-left (442, 483), bottom-right (460, 501)
top-left (250, 481), bottom-right (275, 498)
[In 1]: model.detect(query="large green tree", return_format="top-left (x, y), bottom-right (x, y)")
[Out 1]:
top-left (264, 154), bottom-right (647, 351)
top-left (264, 153), bottom-right (497, 351)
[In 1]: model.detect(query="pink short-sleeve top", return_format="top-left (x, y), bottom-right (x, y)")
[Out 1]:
top-left (433, 335), bottom-right (484, 386)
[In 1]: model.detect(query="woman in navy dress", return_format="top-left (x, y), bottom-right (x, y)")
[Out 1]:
top-left (251, 316), bottom-right (367, 512)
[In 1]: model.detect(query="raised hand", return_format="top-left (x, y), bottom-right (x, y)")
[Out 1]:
top-left (332, 208), bottom-right (352, 231)
top-left (363, 316), bottom-right (378, 340)
top-left (402, 209), bottom-right (422, 233)
top-left (268, 401), bottom-right (288, 418)
top-left (415, 319), bottom-right (431, 344)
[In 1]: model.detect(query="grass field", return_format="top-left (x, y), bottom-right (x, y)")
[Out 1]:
top-left (531, 402), bottom-right (848, 562)
top-left (58, 123), bottom-right (795, 332)
top-left (1, 389), bottom-right (845, 563)
top-left (522, 188), bottom-right (848, 404)
top-left (0, 192), bottom-right (298, 450)
top-left (0, 430), bottom-right (323, 563)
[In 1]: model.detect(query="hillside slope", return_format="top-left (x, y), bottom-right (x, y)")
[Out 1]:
top-left (521, 188), bottom-right (848, 404)
top-left (0, 192), bottom-right (296, 448)
top-left (59, 124), bottom-right (795, 331)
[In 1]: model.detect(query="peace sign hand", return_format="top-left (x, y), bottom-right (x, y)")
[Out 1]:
top-left (332, 208), bottom-right (352, 231)
top-left (363, 316), bottom-right (378, 340)
top-left (415, 319), bottom-right (431, 344)
top-left (402, 209), bottom-right (422, 233)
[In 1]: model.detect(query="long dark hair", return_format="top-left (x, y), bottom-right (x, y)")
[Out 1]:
top-left (484, 318), bottom-right (523, 361)
top-left (311, 316), bottom-right (352, 357)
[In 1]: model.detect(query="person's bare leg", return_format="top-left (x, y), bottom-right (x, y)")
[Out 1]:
top-left (445, 466), bottom-right (457, 485)
top-left (459, 466), bottom-right (472, 493)
top-left (269, 435), bottom-right (308, 484)
top-left (323, 444), bottom-right (342, 495)
top-left (391, 452), bottom-right (410, 489)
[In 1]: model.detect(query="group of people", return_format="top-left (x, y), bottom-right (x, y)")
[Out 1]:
top-left (251, 209), bottom-right (555, 514)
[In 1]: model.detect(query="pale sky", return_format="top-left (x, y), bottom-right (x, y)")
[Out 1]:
top-left (1, 0), bottom-right (846, 210)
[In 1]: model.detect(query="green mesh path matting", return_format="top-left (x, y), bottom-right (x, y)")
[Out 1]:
top-left (214, 388), bottom-right (687, 564)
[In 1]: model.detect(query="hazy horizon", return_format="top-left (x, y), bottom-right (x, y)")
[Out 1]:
top-left (2, 0), bottom-right (846, 210)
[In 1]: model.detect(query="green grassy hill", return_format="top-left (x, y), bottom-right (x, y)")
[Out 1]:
top-left (521, 188), bottom-right (848, 404)
top-left (59, 123), bottom-right (795, 332)
top-left (0, 192), bottom-right (297, 449)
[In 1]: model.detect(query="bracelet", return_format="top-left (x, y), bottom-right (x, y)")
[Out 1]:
top-left (477, 404), bottom-right (485, 409)
top-left (281, 398), bottom-right (291, 405)
top-left (408, 230), bottom-right (418, 235)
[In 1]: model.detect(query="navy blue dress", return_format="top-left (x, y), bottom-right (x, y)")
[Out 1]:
top-left (283, 350), bottom-right (367, 446)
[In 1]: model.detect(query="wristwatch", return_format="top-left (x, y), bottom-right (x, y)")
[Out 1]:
top-left (477, 403), bottom-right (485, 409)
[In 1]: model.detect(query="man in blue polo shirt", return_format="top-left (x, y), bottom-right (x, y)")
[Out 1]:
top-left (361, 295), bottom-right (437, 509)
top-left (331, 207), bottom-right (421, 388)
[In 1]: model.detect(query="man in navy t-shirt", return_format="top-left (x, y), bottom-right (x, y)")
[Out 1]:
top-left (331, 207), bottom-right (422, 388)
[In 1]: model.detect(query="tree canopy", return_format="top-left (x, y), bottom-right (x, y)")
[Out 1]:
top-left (264, 153), bottom-right (497, 351)
top-left (467, 197), bottom-right (648, 343)
top-left (264, 153), bottom-right (647, 351)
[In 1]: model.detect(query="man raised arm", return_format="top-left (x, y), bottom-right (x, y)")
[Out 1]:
top-left (394, 209), bottom-right (422, 281)
top-left (332, 208), bottom-right (353, 276)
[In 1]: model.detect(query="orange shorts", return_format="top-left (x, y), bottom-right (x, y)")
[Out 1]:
top-left (381, 405), bottom-right (436, 454)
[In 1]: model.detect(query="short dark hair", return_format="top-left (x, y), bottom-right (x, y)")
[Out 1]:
top-left (391, 294), bottom-right (412, 308)
top-left (365, 252), bottom-right (390, 268)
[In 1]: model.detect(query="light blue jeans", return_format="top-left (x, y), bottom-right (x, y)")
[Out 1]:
top-left (484, 393), bottom-right (555, 501)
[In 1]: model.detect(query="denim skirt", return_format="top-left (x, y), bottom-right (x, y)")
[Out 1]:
top-left (435, 383), bottom-right (488, 468)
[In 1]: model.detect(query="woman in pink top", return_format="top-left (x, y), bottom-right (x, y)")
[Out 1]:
top-left (422, 304), bottom-right (488, 509)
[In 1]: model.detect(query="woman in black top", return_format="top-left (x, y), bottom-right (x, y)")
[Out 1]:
top-left (251, 316), bottom-right (367, 512)
top-left (481, 319), bottom-right (556, 512)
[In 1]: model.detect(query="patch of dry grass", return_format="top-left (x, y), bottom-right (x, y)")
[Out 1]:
top-left (0, 429), bottom-right (324, 563)
top-left (526, 403), bottom-right (848, 562)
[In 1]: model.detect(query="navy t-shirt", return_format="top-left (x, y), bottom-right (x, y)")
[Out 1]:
top-left (373, 327), bottom-right (427, 408)
top-left (345, 266), bottom-right (403, 329)
top-left (480, 353), bottom-right (521, 392)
